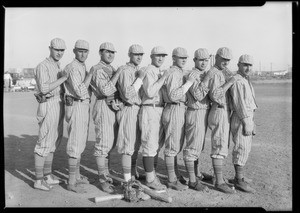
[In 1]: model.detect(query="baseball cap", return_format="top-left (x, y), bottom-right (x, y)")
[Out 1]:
top-left (74, 40), bottom-right (89, 50)
top-left (151, 46), bottom-right (168, 55)
top-left (194, 48), bottom-right (210, 59)
top-left (172, 47), bottom-right (188, 57)
top-left (216, 47), bottom-right (233, 60)
top-left (129, 44), bottom-right (144, 54)
top-left (239, 54), bottom-right (254, 65)
top-left (100, 42), bottom-right (117, 52)
top-left (50, 38), bottom-right (66, 50)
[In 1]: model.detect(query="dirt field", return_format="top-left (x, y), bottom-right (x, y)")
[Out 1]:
top-left (3, 81), bottom-right (293, 210)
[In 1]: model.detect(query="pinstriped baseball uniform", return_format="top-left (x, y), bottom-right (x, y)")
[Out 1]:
top-left (116, 62), bottom-right (142, 156)
top-left (90, 60), bottom-right (118, 157)
top-left (64, 59), bottom-right (91, 158)
top-left (207, 65), bottom-right (233, 158)
top-left (183, 68), bottom-right (211, 161)
top-left (34, 57), bottom-right (64, 157)
top-left (230, 72), bottom-right (258, 166)
top-left (161, 65), bottom-right (187, 157)
top-left (139, 64), bottom-right (165, 157)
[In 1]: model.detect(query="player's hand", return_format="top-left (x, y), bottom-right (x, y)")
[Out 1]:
top-left (226, 76), bottom-right (237, 85)
top-left (242, 119), bottom-right (253, 136)
top-left (161, 69), bottom-right (172, 79)
top-left (60, 70), bottom-right (69, 79)
top-left (202, 71), bottom-right (213, 84)
top-left (137, 67), bottom-right (147, 80)
top-left (188, 71), bottom-right (198, 83)
top-left (111, 100), bottom-right (120, 111)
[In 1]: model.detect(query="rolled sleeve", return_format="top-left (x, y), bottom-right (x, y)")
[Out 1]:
top-left (117, 67), bottom-right (138, 101)
top-left (230, 81), bottom-right (250, 120)
top-left (93, 68), bottom-right (117, 97)
top-left (191, 81), bottom-right (210, 102)
top-left (67, 67), bottom-right (89, 99)
top-left (35, 64), bottom-right (50, 94)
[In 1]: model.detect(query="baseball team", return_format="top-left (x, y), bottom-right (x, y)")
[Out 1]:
top-left (33, 37), bottom-right (258, 196)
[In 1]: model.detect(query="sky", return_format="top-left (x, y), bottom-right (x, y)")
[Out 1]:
top-left (4, 2), bottom-right (293, 72)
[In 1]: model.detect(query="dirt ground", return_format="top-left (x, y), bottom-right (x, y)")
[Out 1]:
top-left (3, 81), bottom-right (293, 210)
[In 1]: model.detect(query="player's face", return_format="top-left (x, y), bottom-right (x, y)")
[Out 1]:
top-left (238, 62), bottom-right (253, 76)
top-left (194, 58), bottom-right (209, 71)
top-left (100, 49), bottom-right (115, 64)
top-left (151, 54), bottom-right (166, 68)
top-left (173, 56), bottom-right (187, 68)
top-left (129, 53), bottom-right (144, 66)
top-left (49, 47), bottom-right (65, 62)
top-left (215, 55), bottom-right (230, 70)
top-left (74, 48), bottom-right (89, 63)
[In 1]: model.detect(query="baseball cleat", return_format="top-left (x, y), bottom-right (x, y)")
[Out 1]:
top-left (167, 179), bottom-right (189, 191)
top-left (34, 179), bottom-right (52, 191)
top-left (188, 179), bottom-right (209, 192)
top-left (146, 176), bottom-right (167, 191)
top-left (44, 174), bottom-right (61, 185)
top-left (67, 183), bottom-right (87, 194)
top-left (75, 176), bottom-right (89, 185)
top-left (234, 178), bottom-right (256, 193)
top-left (215, 183), bottom-right (236, 194)
top-left (98, 179), bottom-right (115, 194)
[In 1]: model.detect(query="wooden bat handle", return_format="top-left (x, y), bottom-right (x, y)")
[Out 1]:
top-left (143, 187), bottom-right (172, 203)
top-left (94, 194), bottom-right (124, 203)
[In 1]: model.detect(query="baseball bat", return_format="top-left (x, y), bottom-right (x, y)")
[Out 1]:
top-left (107, 174), bottom-right (172, 203)
top-left (94, 194), bottom-right (124, 203)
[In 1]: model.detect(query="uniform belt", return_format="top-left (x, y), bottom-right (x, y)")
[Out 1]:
top-left (142, 103), bottom-right (164, 108)
top-left (217, 105), bottom-right (224, 108)
top-left (124, 102), bottom-right (140, 107)
top-left (168, 102), bottom-right (187, 106)
top-left (68, 95), bottom-right (87, 102)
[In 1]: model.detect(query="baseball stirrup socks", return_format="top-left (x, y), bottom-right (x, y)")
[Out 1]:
top-left (34, 153), bottom-right (45, 180)
top-left (96, 156), bottom-right (106, 176)
top-left (165, 156), bottom-right (176, 182)
top-left (234, 164), bottom-right (244, 180)
top-left (212, 158), bottom-right (224, 185)
top-left (68, 157), bottom-right (78, 185)
top-left (185, 160), bottom-right (196, 183)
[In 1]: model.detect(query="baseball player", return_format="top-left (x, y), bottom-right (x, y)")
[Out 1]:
top-left (90, 42), bottom-right (123, 193)
top-left (33, 38), bottom-right (68, 191)
top-left (63, 39), bottom-right (93, 193)
top-left (203, 47), bottom-right (237, 194)
top-left (139, 46), bottom-right (172, 190)
top-left (116, 44), bottom-right (146, 182)
top-left (229, 54), bottom-right (257, 193)
top-left (161, 47), bottom-right (196, 191)
top-left (183, 48), bottom-right (212, 191)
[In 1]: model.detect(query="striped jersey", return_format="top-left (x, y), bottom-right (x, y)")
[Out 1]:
top-left (90, 60), bottom-right (117, 99)
top-left (207, 65), bottom-right (233, 108)
top-left (161, 65), bottom-right (187, 104)
top-left (186, 67), bottom-right (211, 109)
top-left (34, 57), bottom-right (63, 97)
top-left (63, 59), bottom-right (90, 100)
top-left (116, 62), bottom-right (142, 105)
top-left (230, 72), bottom-right (258, 119)
top-left (140, 64), bottom-right (164, 105)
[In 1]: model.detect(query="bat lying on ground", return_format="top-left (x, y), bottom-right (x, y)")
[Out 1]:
top-left (106, 173), bottom-right (172, 203)
top-left (94, 194), bottom-right (124, 203)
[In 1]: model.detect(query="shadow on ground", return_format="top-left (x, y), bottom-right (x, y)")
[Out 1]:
top-left (4, 134), bottom-right (188, 189)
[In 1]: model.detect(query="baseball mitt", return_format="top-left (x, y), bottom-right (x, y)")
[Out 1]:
top-left (122, 179), bottom-right (145, 202)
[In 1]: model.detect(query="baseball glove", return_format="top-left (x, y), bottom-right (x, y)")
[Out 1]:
top-left (122, 179), bottom-right (145, 202)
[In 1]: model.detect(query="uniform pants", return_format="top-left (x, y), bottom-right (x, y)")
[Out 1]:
top-left (116, 105), bottom-right (141, 156)
top-left (65, 101), bottom-right (90, 158)
top-left (208, 105), bottom-right (231, 158)
top-left (162, 104), bottom-right (186, 157)
top-left (92, 99), bottom-right (118, 157)
top-left (230, 111), bottom-right (254, 166)
top-left (183, 108), bottom-right (209, 161)
top-left (34, 96), bottom-right (64, 157)
top-left (139, 106), bottom-right (164, 157)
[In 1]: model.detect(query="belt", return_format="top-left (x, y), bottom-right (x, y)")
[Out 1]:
top-left (142, 103), bottom-right (164, 108)
top-left (217, 105), bottom-right (224, 108)
top-left (167, 102), bottom-right (187, 106)
top-left (124, 103), bottom-right (140, 107)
